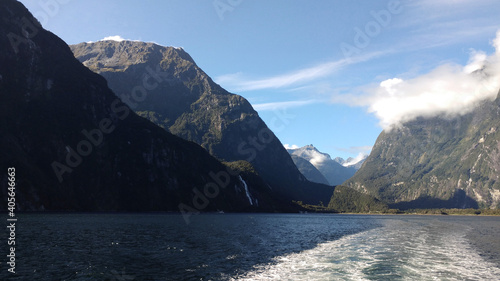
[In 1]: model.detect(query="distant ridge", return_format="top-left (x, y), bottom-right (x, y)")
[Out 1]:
top-left (287, 145), bottom-right (358, 186)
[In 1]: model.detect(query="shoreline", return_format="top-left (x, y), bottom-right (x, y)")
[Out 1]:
top-left (4, 209), bottom-right (499, 217)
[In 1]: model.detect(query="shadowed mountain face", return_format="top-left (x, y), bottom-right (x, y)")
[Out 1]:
top-left (70, 41), bottom-right (334, 204)
top-left (345, 92), bottom-right (500, 209)
top-left (290, 155), bottom-right (330, 185)
top-left (0, 0), bottom-right (284, 212)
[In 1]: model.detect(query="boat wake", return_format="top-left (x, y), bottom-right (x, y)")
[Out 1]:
top-left (228, 217), bottom-right (500, 281)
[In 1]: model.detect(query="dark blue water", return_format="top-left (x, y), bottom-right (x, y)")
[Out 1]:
top-left (0, 213), bottom-right (499, 280)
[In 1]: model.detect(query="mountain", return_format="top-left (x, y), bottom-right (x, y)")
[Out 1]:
top-left (345, 91), bottom-right (500, 209)
top-left (287, 145), bottom-right (357, 186)
top-left (290, 155), bottom-right (330, 185)
top-left (334, 155), bottom-right (368, 170)
top-left (0, 0), bottom-right (283, 213)
top-left (334, 157), bottom-right (347, 166)
top-left (69, 41), bottom-right (333, 204)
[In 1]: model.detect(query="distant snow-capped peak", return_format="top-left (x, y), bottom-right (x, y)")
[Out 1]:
top-left (285, 144), bottom-right (332, 166)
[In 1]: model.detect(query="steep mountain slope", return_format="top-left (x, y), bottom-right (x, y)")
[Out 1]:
top-left (287, 145), bottom-right (357, 186)
top-left (70, 41), bottom-right (333, 204)
top-left (345, 92), bottom-right (500, 209)
top-left (0, 0), bottom-right (281, 212)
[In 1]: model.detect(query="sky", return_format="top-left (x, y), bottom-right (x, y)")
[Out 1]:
top-left (18, 0), bottom-right (500, 159)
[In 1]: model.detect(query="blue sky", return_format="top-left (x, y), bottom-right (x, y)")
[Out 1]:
top-left (19, 0), bottom-right (500, 159)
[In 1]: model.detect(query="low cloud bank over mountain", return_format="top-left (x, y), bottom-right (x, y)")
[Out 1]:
top-left (349, 30), bottom-right (500, 130)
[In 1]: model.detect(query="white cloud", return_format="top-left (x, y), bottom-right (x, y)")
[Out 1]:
top-left (309, 153), bottom-right (329, 166)
top-left (101, 35), bottom-right (126, 42)
top-left (215, 51), bottom-right (386, 92)
top-left (298, 149), bottom-right (330, 166)
top-left (463, 50), bottom-right (487, 74)
top-left (85, 36), bottom-right (164, 46)
top-left (379, 78), bottom-right (403, 96)
top-left (287, 145), bottom-right (332, 166)
top-left (493, 31), bottom-right (500, 55)
top-left (284, 144), bottom-right (299, 150)
top-left (252, 99), bottom-right (319, 111)
top-left (342, 30), bottom-right (500, 130)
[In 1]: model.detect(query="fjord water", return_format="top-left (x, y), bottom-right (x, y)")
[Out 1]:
top-left (2, 214), bottom-right (499, 280)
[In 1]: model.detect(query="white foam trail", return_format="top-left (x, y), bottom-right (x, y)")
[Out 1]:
top-left (229, 218), bottom-right (500, 281)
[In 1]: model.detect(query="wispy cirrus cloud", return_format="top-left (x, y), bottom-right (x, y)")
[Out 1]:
top-left (393, 20), bottom-right (499, 53)
top-left (412, 0), bottom-right (498, 9)
top-left (215, 51), bottom-right (387, 92)
top-left (252, 99), bottom-right (320, 111)
top-left (336, 145), bottom-right (373, 155)
top-left (218, 0), bottom-right (498, 95)
top-left (392, 0), bottom-right (499, 51)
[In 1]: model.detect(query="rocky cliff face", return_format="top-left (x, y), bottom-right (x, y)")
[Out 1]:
top-left (345, 93), bottom-right (500, 209)
top-left (0, 0), bottom-right (282, 212)
top-left (70, 41), bottom-right (333, 204)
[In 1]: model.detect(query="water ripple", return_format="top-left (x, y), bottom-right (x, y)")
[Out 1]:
top-left (230, 216), bottom-right (500, 281)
